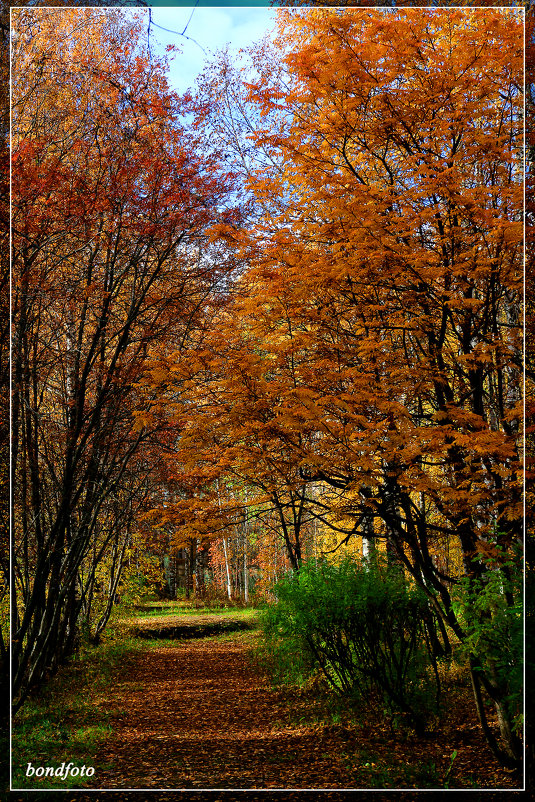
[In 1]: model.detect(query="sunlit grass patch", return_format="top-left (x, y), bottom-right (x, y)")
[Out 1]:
top-left (131, 603), bottom-right (259, 621)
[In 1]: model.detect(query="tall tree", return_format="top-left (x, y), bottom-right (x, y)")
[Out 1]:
top-left (11, 7), bottom-right (237, 707)
top-left (0, 0), bottom-right (10, 737)
top-left (144, 290), bottom-right (323, 573)
top-left (198, 7), bottom-right (523, 768)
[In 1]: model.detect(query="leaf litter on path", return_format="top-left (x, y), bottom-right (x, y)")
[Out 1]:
top-left (88, 631), bottom-right (521, 791)
top-left (89, 632), bottom-right (359, 789)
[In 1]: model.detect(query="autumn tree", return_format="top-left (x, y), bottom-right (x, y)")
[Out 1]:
top-left (144, 287), bottom-right (328, 576)
top-left (10, 7), bottom-right (238, 708)
top-left (189, 7), bottom-right (523, 769)
top-left (525, 0), bottom-right (535, 778)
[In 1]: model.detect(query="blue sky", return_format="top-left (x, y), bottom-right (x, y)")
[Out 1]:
top-left (150, 7), bottom-right (279, 94)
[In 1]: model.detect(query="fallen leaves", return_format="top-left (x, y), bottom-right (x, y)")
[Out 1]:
top-left (88, 632), bottom-right (521, 791)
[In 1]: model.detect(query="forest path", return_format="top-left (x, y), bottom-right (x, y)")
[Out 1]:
top-left (90, 631), bottom-right (358, 790)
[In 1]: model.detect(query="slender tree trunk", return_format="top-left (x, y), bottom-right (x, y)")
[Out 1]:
top-left (222, 538), bottom-right (232, 600)
top-left (243, 545), bottom-right (249, 604)
top-left (243, 488), bottom-right (249, 604)
top-left (469, 657), bottom-right (521, 770)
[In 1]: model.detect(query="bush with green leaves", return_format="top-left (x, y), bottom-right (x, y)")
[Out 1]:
top-left (452, 546), bottom-right (523, 739)
top-left (259, 558), bottom-right (443, 734)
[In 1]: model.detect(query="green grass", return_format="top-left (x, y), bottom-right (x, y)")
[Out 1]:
top-left (132, 627), bottom-right (259, 650)
top-left (11, 632), bottom-right (143, 790)
top-left (132, 603), bottom-right (258, 620)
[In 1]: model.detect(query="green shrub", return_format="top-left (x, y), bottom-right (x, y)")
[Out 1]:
top-left (452, 545), bottom-right (523, 736)
top-left (259, 558), bottom-right (442, 734)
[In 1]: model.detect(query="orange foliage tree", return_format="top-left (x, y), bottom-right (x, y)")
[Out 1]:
top-left (143, 306), bottom-right (317, 574)
top-left (175, 7), bottom-right (523, 768)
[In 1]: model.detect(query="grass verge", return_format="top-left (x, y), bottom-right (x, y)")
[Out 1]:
top-left (11, 630), bottom-right (143, 791)
top-left (131, 604), bottom-right (259, 620)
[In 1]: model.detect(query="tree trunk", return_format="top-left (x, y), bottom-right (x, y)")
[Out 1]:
top-left (222, 538), bottom-right (232, 600)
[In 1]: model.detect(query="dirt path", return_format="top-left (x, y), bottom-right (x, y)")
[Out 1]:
top-left (88, 631), bottom-right (521, 792)
top-left (90, 632), bottom-right (358, 790)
